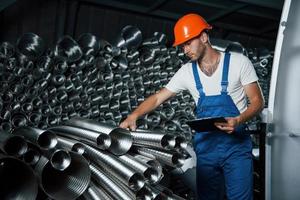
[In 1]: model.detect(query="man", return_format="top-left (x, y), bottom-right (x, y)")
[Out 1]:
top-left (120, 13), bottom-right (264, 200)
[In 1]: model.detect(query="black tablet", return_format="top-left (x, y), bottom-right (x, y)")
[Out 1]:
top-left (186, 117), bottom-right (226, 132)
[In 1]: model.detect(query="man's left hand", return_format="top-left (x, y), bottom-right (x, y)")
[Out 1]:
top-left (214, 117), bottom-right (241, 134)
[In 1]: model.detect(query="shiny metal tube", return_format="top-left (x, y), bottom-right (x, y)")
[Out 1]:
top-left (0, 122), bottom-right (12, 132)
top-left (131, 153), bottom-right (163, 182)
top-left (0, 154), bottom-right (38, 200)
top-left (16, 32), bottom-right (45, 60)
top-left (83, 182), bottom-right (113, 200)
top-left (131, 130), bottom-right (176, 150)
top-left (23, 148), bottom-right (41, 166)
top-left (0, 131), bottom-right (28, 156)
top-left (48, 125), bottom-right (111, 150)
top-left (43, 148), bottom-right (71, 171)
top-left (0, 41), bottom-right (15, 58)
top-left (160, 104), bottom-right (175, 120)
top-left (65, 118), bottom-right (133, 155)
top-left (119, 154), bottom-right (160, 184)
top-left (108, 176), bottom-right (153, 200)
top-left (28, 112), bottom-right (42, 125)
top-left (11, 112), bottom-right (28, 128)
top-left (154, 184), bottom-right (186, 200)
top-left (57, 136), bottom-right (87, 155)
top-left (134, 147), bottom-right (185, 168)
top-left (175, 134), bottom-right (188, 149)
top-left (121, 25), bottom-right (142, 49)
top-left (83, 144), bottom-right (144, 191)
top-left (35, 152), bottom-right (90, 200)
top-left (54, 36), bottom-right (82, 63)
top-left (90, 164), bottom-right (133, 200)
top-left (12, 127), bottom-right (57, 150)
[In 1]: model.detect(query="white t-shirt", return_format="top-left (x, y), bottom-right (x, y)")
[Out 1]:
top-left (165, 52), bottom-right (258, 113)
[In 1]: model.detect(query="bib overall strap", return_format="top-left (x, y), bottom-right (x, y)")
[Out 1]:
top-left (221, 53), bottom-right (231, 94)
top-left (192, 61), bottom-right (205, 96)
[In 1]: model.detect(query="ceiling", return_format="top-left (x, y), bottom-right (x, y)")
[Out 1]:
top-left (81, 0), bottom-right (284, 40)
top-left (0, 0), bottom-right (284, 41)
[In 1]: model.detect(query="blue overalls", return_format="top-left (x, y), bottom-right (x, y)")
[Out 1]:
top-left (192, 53), bottom-right (253, 200)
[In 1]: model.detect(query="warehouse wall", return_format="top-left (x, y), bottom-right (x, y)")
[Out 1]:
top-left (0, 0), bottom-right (276, 49)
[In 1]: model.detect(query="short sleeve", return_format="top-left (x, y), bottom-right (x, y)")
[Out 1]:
top-left (165, 65), bottom-right (189, 94)
top-left (240, 55), bottom-right (259, 85)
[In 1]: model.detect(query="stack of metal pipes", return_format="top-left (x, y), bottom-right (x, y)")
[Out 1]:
top-left (0, 117), bottom-right (189, 199)
top-left (0, 25), bottom-right (272, 199)
top-left (0, 26), bottom-right (195, 143)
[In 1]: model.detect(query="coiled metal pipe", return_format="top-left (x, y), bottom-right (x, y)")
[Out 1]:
top-left (65, 118), bottom-right (133, 155)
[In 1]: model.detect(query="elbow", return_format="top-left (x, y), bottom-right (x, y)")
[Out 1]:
top-left (258, 96), bottom-right (265, 112)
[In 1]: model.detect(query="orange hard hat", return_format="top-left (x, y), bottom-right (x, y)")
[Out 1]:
top-left (173, 13), bottom-right (212, 46)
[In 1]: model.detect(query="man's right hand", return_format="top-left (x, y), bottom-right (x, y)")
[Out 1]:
top-left (119, 114), bottom-right (138, 131)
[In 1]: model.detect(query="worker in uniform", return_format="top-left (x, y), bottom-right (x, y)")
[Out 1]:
top-left (120, 13), bottom-right (264, 200)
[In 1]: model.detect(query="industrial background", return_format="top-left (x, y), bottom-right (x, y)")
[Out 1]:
top-left (0, 0), bottom-right (286, 200)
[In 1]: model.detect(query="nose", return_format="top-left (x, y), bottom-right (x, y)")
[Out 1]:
top-left (182, 45), bottom-right (189, 54)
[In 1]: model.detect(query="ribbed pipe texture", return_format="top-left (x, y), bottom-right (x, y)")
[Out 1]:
top-left (48, 125), bottom-right (111, 150)
top-left (131, 130), bottom-right (176, 150)
top-left (35, 152), bottom-right (90, 200)
top-left (12, 127), bottom-right (57, 150)
top-left (90, 164), bottom-right (133, 200)
top-left (83, 144), bottom-right (144, 191)
top-left (83, 182), bottom-right (113, 200)
top-left (0, 154), bottom-right (38, 200)
top-left (134, 147), bottom-right (185, 168)
top-left (65, 118), bottom-right (133, 155)
top-left (131, 153), bottom-right (163, 183)
top-left (57, 136), bottom-right (87, 155)
top-left (119, 154), bottom-right (160, 184)
top-left (43, 148), bottom-right (71, 171)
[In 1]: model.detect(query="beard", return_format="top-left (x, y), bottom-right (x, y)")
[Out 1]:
top-left (196, 45), bottom-right (206, 63)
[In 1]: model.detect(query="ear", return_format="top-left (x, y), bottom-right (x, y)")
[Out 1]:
top-left (200, 32), bottom-right (209, 43)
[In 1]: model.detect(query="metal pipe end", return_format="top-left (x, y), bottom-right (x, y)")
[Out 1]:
top-left (162, 134), bottom-right (176, 149)
top-left (4, 135), bottom-right (28, 157)
top-left (109, 128), bottom-right (133, 155)
top-left (72, 143), bottom-right (86, 155)
top-left (144, 167), bottom-right (160, 184)
top-left (50, 149), bottom-right (71, 171)
top-left (128, 173), bottom-right (145, 191)
top-left (97, 134), bottom-right (111, 150)
top-left (136, 185), bottom-right (154, 200)
top-left (172, 153), bottom-right (185, 168)
top-left (39, 152), bottom-right (91, 200)
top-left (23, 149), bottom-right (40, 165)
top-left (37, 130), bottom-right (57, 150)
top-left (175, 135), bottom-right (188, 149)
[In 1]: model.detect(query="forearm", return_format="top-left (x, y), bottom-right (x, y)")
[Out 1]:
top-left (238, 97), bottom-right (264, 124)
